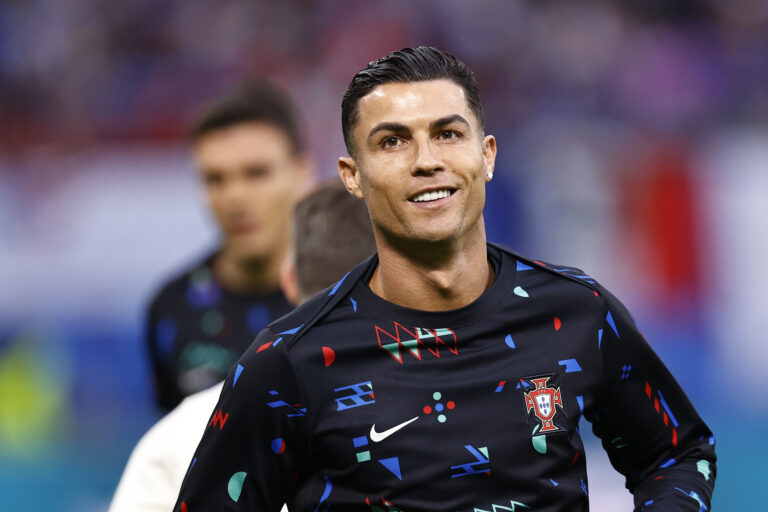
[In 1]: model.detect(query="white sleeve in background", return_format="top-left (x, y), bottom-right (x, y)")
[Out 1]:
top-left (109, 383), bottom-right (224, 512)
top-left (108, 383), bottom-right (290, 512)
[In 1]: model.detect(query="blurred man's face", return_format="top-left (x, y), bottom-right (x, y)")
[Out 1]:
top-left (339, 79), bottom-right (496, 249)
top-left (194, 122), bottom-right (307, 262)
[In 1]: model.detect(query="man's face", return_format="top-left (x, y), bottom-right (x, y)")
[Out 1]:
top-left (194, 122), bottom-right (308, 262)
top-left (339, 79), bottom-right (496, 248)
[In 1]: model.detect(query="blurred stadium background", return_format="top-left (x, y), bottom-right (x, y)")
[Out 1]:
top-left (1, 0), bottom-right (766, 510)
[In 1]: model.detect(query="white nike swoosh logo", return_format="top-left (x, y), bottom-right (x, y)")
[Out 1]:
top-left (370, 416), bottom-right (419, 443)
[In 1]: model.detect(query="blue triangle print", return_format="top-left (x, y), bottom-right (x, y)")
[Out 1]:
top-left (378, 457), bottom-right (402, 480)
top-left (606, 311), bottom-right (619, 338)
top-left (233, 364), bottom-right (244, 387)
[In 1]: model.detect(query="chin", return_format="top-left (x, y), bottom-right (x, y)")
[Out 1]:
top-left (405, 228), bottom-right (461, 246)
top-left (228, 239), bottom-right (271, 261)
top-left (410, 221), bottom-right (482, 247)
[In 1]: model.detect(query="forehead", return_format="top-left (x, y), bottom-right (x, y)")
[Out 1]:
top-left (194, 121), bottom-right (294, 165)
top-left (355, 79), bottom-right (477, 131)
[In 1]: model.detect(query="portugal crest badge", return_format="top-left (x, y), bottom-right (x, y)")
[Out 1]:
top-left (522, 374), bottom-right (566, 433)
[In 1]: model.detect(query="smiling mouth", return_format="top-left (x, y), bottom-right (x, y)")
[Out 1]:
top-left (409, 188), bottom-right (455, 203)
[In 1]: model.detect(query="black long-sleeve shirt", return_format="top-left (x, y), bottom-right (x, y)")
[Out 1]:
top-left (175, 243), bottom-right (716, 511)
top-left (146, 253), bottom-right (292, 411)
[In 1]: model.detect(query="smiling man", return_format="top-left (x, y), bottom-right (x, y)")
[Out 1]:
top-left (337, 78), bottom-right (496, 312)
top-left (174, 47), bottom-right (716, 512)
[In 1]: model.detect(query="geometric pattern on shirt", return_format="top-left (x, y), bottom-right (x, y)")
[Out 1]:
top-left (352, 434), bottom-right (403, 479)
top-left (422, 391), bottom-right (456, 423)
top-left (450, 445), bottom-right (491, 478)
top-left (470, 499), bottom-right (531, 511)
top-left (365, 497), bottom-right (403, 512)
top-left (334, 381), bottom-right (375, 411)
top-left (267, 390), bottom-right (307, 417)
top-left (645, 380), bottom-right (679, 447)
top-left (375, 322), bottom-right (457, 364)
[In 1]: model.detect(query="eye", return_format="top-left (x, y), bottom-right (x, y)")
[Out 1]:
top-left (245, 165), bottom-right (270, 179)
top-left (203, 172), bottom-right (223, 187)
top-left (439, 130), bottom-right (461, 140)
top-left (381, 136), bottom-right (403, 149)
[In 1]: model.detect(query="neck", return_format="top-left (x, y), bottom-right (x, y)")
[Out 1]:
top-left (212, 246), bottom-right (285, 295)
top-left (369, 225), bottom-right (492, 311)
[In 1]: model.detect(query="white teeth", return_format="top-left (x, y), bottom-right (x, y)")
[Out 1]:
top-left (410, 189), bottom-right (452, 202)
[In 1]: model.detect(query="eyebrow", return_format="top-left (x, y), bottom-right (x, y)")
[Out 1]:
top-left (429, 114), bottom-right (471, 130)
top-left (367, 114), bottom-right (471, 140)
top-left (367, 122), bottom-right (407, 140)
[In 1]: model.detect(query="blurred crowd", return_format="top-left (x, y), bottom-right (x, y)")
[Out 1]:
top-left (2, 0), bottom-right (767, 300)
top-left (1, 0), bottom-right (767, 152)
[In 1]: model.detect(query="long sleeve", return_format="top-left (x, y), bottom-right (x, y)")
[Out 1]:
top-left (145, 296), bottom-right (176, 412)
top-left (173, 328), bottom-right (311, 511)
top-left (109, 415), bottom-right (184, 512)
top-left (109, 384), bottom-right (223, 512)
top-left (588, 287), bottom-right (716, 511)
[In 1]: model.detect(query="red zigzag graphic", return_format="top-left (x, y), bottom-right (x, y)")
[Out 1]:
top-left (375, 322), bottom-right (458, 364)
top-left (208, 409), bottom-right (229, 430)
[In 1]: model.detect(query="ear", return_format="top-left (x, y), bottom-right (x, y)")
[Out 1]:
top-left (338, 156), bottom-right (365, 199)
top-left (481, 135), bottom-right (497, 182)
top-left (279, 256), bottom-right (300, 306)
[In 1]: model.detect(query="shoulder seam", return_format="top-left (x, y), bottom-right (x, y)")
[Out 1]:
top-left (281, 255), bottom-right (377, 351)
top-left (489, 242), bottom-right (600, 293)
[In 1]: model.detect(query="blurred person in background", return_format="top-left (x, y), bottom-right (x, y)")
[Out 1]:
top-left (174, 46), bottom-right (716, 512)
top-left (146, 81), bottom-right (313, 412)
top-left (110, 180), bottom-right (376, 512)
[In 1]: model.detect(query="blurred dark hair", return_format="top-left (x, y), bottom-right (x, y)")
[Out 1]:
top-left (341, 46), bottom-right (484, 156)
top-left (293, 180), bottom-right (376, 299)
top-left (190, 80), bottom-right (304, 154)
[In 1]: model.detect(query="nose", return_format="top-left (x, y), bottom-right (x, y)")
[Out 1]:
top-left (220, 176), bottom-right (250, 206)
top-left (412, 137), bottom-right (443, 176)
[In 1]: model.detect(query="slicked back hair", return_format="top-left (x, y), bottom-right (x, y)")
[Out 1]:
top-left (293, 180), bottom-right (376, 299)
top-left (341, 46), bottom-right (485, 157)
top-left (191, 80), bottom-right (304, 154)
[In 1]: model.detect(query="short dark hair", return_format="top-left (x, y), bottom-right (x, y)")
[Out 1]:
top-left (341, 46), bottom-right (485, 156)
top-left (190, 80), bottom-right (304, 154)
top-left (293, 180), bottom-right (376, 298)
